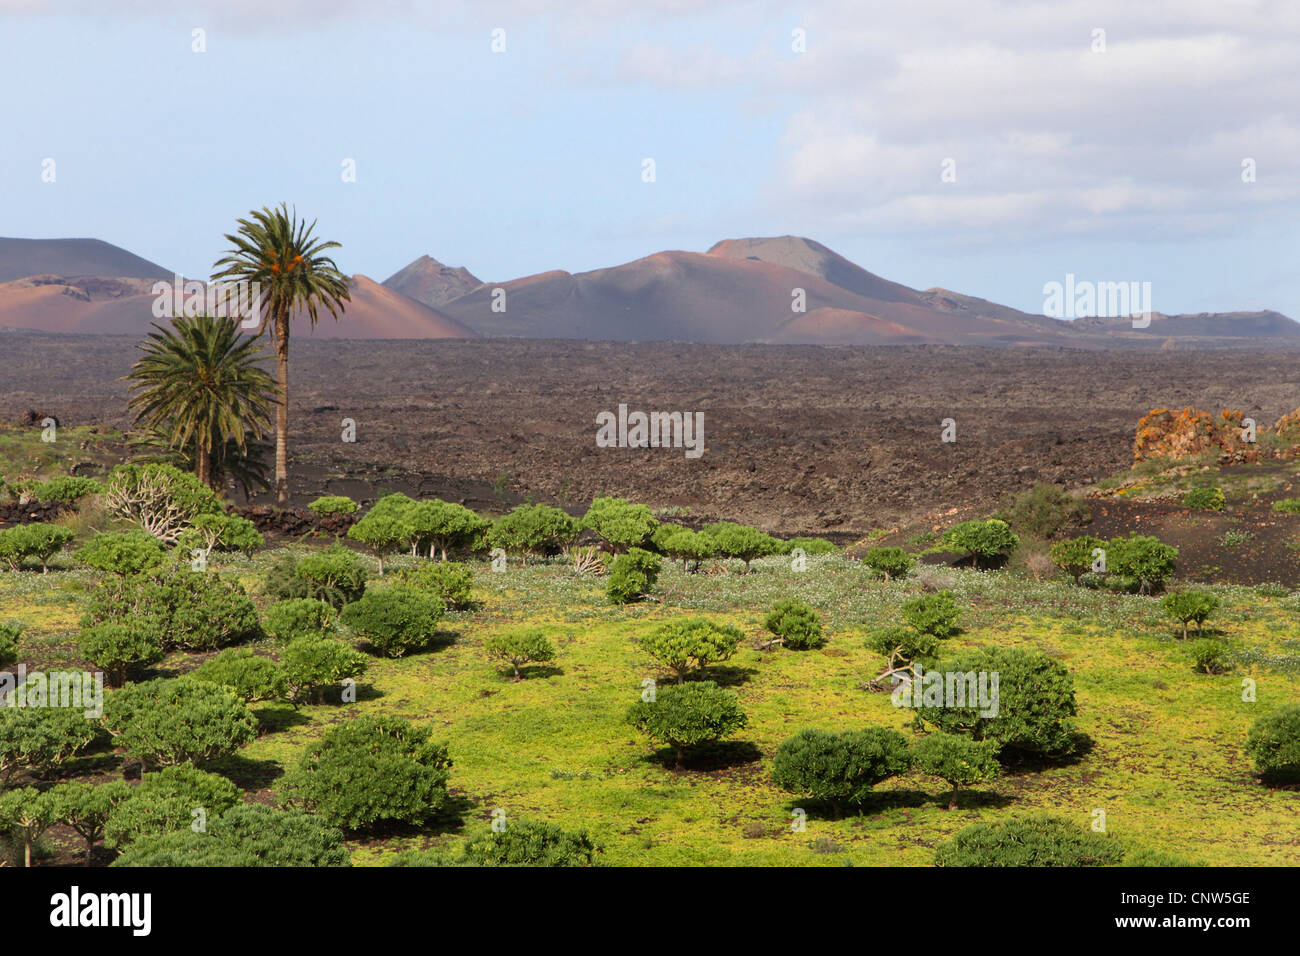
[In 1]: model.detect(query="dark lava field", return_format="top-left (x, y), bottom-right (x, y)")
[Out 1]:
top-left (4, 332), bottom-right (1299, 535)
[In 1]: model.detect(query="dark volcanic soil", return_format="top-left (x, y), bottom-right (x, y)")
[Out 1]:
top-left (3, 332), bottom-right (1300, 535)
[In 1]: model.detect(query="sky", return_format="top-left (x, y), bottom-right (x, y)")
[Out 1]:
top-left (2, 0), bottom-right (1297, 317)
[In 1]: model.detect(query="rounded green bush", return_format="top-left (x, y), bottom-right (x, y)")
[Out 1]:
top-left (397, 561), bottom-right (474, 609)
top-left (862, 546), bottom-right (914, 581)
top-left (626, 681), bottom-right (747, 770)
top-left (486, 629), bottom-right (556, 680)
top-left (763, 599), bottom-right (825, 649)
top-left (280, 715), bottom-right (452, 830)
top-left (460, 820), bottom-right (601, 867)
top-left (308, 495), bottom-right (359, 516)
top-left (934, 815), bottom-right (1124, 867)
top-left (190, 648), bottom-right (287, 703)
top-left (1183, 487), bottom-right (1226, 511)
top-left (1245, 704), bottom-right (1300, 781)
top-left (104, 765), bottom-right (241, 848)
top-left (0, 523), bottom-right (76, 572)
top-left (340, 585), bottom-right (443, 657)
top-left (901, 590), bottom-right (961, 638)
top-left (942, 519), bottom-right (1019, 568)
top-left (637, 617), bottom-right (742, 680)
top-left (79, 624), bottom-right (164, 686)
top-left (262, 598), bottom-right (337, 644)
top-left (607, 547), bottom-right (662, 604)
top-left (73, 530), bottom-right (166, 578)
top-left (280, 636), bottom-right (368, 705)
top-left (113, 803), bottom-right (350, 867)
top-left (770, 726), bottom-right (911, 817)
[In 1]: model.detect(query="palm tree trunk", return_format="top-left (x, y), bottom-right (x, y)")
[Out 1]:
top-left (275, 315), bottom-right (290, 504)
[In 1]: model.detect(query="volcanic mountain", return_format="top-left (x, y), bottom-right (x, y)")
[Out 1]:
top-left (434, 238), bottom-right (1076, 345)
top-left (381, 255), bottom-right (482, 308)
top-left (2, 235), bottom-right (1295, 346)
top-left (0, 269), bottom-right (475, 339)
top-left (0, 237), bottom-right (172, 284)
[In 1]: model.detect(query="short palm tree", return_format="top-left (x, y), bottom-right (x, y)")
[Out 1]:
top-left (212, 204), bottom-right (351, 502)
top-left (125, 314), bottom-right (276, 489)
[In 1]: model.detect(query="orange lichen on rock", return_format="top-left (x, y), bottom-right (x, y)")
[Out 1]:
top-left (1133, 407), bottom-right (1260, 464)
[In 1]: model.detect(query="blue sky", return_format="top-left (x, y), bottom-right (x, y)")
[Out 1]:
top-left (3, 0), bottom-right (1297, 317)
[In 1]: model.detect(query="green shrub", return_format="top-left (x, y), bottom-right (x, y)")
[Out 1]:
top-left (345, 511), bottom-right (410, 572)
top-left (292, 544), bottom-right (370, 608)
top-left (1183, 487), bottom-right (1226, 511)
top-left (1106, 533), bottom-right (1178, 594)
top-left (934, 815), bottom-right (1124, 867)
top-left (103, 463), bottom-right (223, 541)
top-left (1124, 846), bottom-right (1202, 867)
top-left (190, 648), bottom-right (287, 703)
top-left (280, 637), bottom-right (368, 705)
top-left (112, 803), bottom-right (351, 867)
top-left (82, 570), bottom-right (260, 652)
top-left (701, 521), bottom-right (779, 571)
top-left (0, 623), bottom-right (18, 668)
top-left (582, 497), bottom-right (658, 552)
top-left (1160, 590), bottom-right (1221, 639)
top-left (177, 513), bottom-right (264, 557)
top-left (486, 629), bottom-right (556, 680)
top-left (1271, 498), bottom-right (1300, 515)
top-left (262, 598), bottom-right (337, 644)
top-left (626, 681), bottom-right (747, 770)
top-left (46, 781), bottom-right (130, 864)
top-left (1189, 639), bottom-right (1232, 675)
top-left (763, 599), bottom-right (825, 649)
top-left (778, 536), bottom-right (838, 556)
top-left (606, 547), bottom-right (661, 604)
top-left (489, 504), bottom-right (578, 561)
top-left (1245, 704), bottom-right (1300, 781)
top-left (862, 546), bottom-right (914, 581)
top-left (101, 678), bottom-right (257, 770)
top-left (637, 617), bottom-right (742, 680)
top-left (103, 765), bottom-right (241, 848)
top-left (459, 820), bottom-right (601, 867)
top-left (996, 483), bottom-right (1091, 538)
top-left (910, 732), bottom-right (1000, 809)
top-left (0, 700), bottom-right (99, 790)
top-left (0, 523), bottom-right (75, 572)
top-left (280, 715), bottom-right (452, 830)
top-left (941, 519), bottom-right (1019, 569)
top-left (770, 727), bottom-right (912, 817)
top-left (29, 475), bottom-right (104, 504)
top-left (404, 499), bottom-right (490, 560)
top-left (0, 786), bottom-right (58, 866)
top-left (1049, 535), bottom-right (1105, 583)
top-left (654, 526), bottom-right (716, 572)
top-left (865, 625), bottom-right (940, 671)
top-left (397, 561), bottom-right (474, 609)
top-left (900, 591), bottom-right (961, 638)
top-left (340, 585), bottom-right (443, 657)
top-left (73, 530), bottom-right (167, 578)
top-left (79, 624), bottom-right (164, 687)
top-left (266, 546), bottom-right (370, 608)
top-left (912, 647), bottom-right (1079, 758)
top-left (308, 495), bottom-right (359, 516)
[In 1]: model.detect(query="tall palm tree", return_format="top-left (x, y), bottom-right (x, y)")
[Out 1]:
top-left (212, 204), bottom-right (351, 502)
top-left (125, 314), bottom-right (277, 490)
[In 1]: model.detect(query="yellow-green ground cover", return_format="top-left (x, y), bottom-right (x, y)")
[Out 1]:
top-left (3, 544), bottom-right (1297, 866)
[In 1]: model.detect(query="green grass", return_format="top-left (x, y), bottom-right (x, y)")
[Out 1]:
top-left (3, 547), bottom-right (1299, 867)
